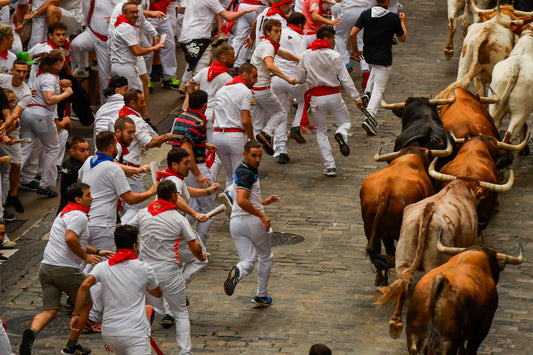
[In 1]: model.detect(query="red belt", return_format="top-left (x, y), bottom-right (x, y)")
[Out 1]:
top-left (301, 86), bottom-right (340, 133)
top-left (28, 103), bottom-right (51, 111)
top-left (241, 0), bottom-right (264, 4)
top-left (214, 127), bottom-right (245, 133)
top-left (124, 162), bottom-right (140, 167)
top-left (89, 25), bottom-right (108, 42)
top-left (253, 86), bottom-right (270, 91)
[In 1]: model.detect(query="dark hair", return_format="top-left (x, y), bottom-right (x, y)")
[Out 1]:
top-left (70, 136), bottom-right (87, 150)
top-left (115, 116), bottom-right (135, 131)
top-left (309, 344), bottom-right (332, 355)
top-left (13, 59), bottom-right (28, 68)
top-left (124, 89), bottom-right (143, 106)
top-left (103, 76), bottom-right (128, 98)
top-left (288, 12), bottom-right (306, 27)
top-left (244, 140), bottom-right (262, 152)
top-left (157, 179), bottom-right (177, 201)
top-left (48, 22), bottom-right (68, 35)
top-left (263, 18), bottom-right (281, 35)
top-left (239, 62), bottom-right (256, 76)
top-left (167, 147), bottom-right (190, 167)
top-left (38, 49), bottom-right (65, 73)
top-left (188, 90), bottom-right (208, 110)
top-left (95, 131), bottom-right (116, 152)
top-left (114, 225), bottom-right (138, 250)
top-left (214, 43), bottom-right (234, 61)
top-left (317, 26), bottom-right (335, 40)
top-left (66, 182), bottom-right (90, 203)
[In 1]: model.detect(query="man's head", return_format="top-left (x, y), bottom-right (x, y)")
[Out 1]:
top-left (309, 343), bottom-right (332, 355)
top-left (122, 3), bottom-right (139, 25)
top-left (70, 137), bottom-right (90, 162)
top-left (288, 12), bottom-right (306, 28)
top-left (95, 131), bottom-right (118, 157)
top-left (3, 89), bottom-right (15, 110)
top-left (66, 182), bottom-right (93, 209)
top-left (188, 90), bottom-right (208, 112)
top-left (124, 89), bottom-right (146, 113)
top-left (214, 44), bottom-right (236, 68)
top-left (114, 225), bottom-right (139, 251)
top-left (376, 0), bottom-right (389, 6)
top-left (238, 63), bottom-right (258, 89)
top-left (38, 49), bottom-right (65, 74)
top-left (167, 147), bottom-right (192, 177)
top-left (0, 25), bottom-right (14, 50)
top-left (11, 59), bottom-right (29, 86)
top-left (272, 0), bottom-right (293, 16)
top-left (47, 22), bottom-right (68, 47)
top-left (243, 140), bottom-right (263, 169)
top-left (115, 116), bottom-right (136, 146)
top-left (263, 19), bottom-right (282, 43)
top-left (157, 179), bottom-right (178, 203)
top-left (103, 76), bottom-right (128, 98)
top-left (317, 26), bottom-right (336, 48)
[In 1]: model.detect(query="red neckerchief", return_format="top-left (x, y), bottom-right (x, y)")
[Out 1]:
top-left (108, 248), bottom-right (138, 266)
top-left (0, 51), bottom-right (7, 60)
top-left (116, 135), bottom-right (129, 156)
top-left (36, 70), bottom-right (59, 77)
top-left (266, 2), bottom-right (289, 20)
top-left (308, 38), bottom-right (332, 51)
top-left (259, 36), bottom-right (280, 55)
top-left (45, 40), bottom-right (71, 52)
top-left (287, 24), bottom-right (303, 35)
top-left (60, 202), bottom-right (90, 219)
top-left (187, 108), bottom-right (207, 124)
top-left (119, 105), bottom-right (141, 117)
top-left (156, 167), bottom-right (184, 182)
top-left (114, 14), bottom-right (140, 28)
top-left (207, 60), bottom-right (229, 82)
top-left (148, 198), bottom-right (178, 216)
top-left (225, 76), bottom-right (249, 88)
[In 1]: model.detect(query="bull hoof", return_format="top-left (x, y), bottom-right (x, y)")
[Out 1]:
top-left (520, 144), bottom-right (530, 156)
top-left (444, 48), bottom-right (454, 60)
top-left (389, 319), bottom-right (403, 339)
top-left (375, 272), bottom-right (389, 287)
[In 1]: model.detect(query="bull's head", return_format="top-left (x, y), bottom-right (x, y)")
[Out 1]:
top-left (374, 135), bottom-right (453, 162)
top-left (381, 91), bottom-right (456, 116)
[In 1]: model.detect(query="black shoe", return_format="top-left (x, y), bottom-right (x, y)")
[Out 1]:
top-left (61, 343), bottom-right (91, 355)
top-left (288, 127), bottom-right (306, 144)
top-left (7, 194), bottom-right (24, 213)
top-left (144, 117), bottom-right (158, 133)
top-left (162, 78), bottom-right (181, 90)
top-left (334, 133), bottom-right (350, 156)
top-left (3, 210), bottom-right (16, 222)
top-left (224, 266), bottom-right (240, 296)
top-left (160, 314), bottom-right (175, 328)
top-left (150, 64), bottom-right (163, 82)
top-left (362, 119), bottom-right (377, 136)
top-left (36, 187), bottom-right (58, 198)
top-left (20, 329), bottom-right (35, 355)
top-left (278, 153), bottom-right (290, 164)
top-left (20, 180), bottom-right (40, 191)
top-left (256, 131), bottom-right (274, 156)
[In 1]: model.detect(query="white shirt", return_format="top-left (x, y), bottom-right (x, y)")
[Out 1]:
top-left (79, 158), bottom-right (132, 227)
top-left (161, 175), bottom-right (190, 204)
top-left (251, 39), bottom-right (275, 87)
top-left (109, 0), bottom-right (157, 38)
top-left (129, 208), bottom-right (198, 267)
top-left (42, 210), bottom-right (89, 268)
top-left (192, 68), bottom-right (232, 111)
top-left (274, 26), bottom-right (307, 77)
top-left (343, 0), bottom-right (371, 9)
top-left (109, 23), bottom-right (139, 65)
top-left (28, 73), bottom-right (60, 113)
top-left (254, 8), bottom-right (287, 43)
top-left (178, 0), bottom-right (224, 42)
top-left (0, 74), bottom-right (32, 109)
top-left (297, 47), bottom-right (361, 101)
top-left (94, 94), bottom-right (124, 140)
top-left (91, 259), bottom-right (158, 337)
top-left (213, 82), bottom-right (253, 129)
top-left (0, 51), bottom-right (16, 75)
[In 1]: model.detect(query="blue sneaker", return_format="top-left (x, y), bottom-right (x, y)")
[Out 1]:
top-left (160, 314), bottom-right (175, 328)
top-left (252, 295), bottom-right (272, 307)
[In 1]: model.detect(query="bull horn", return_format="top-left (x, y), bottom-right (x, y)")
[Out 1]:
top-left (428, 157), bottom-right (457, 182)
top-left (479, 94), bottom-right (499, 104)
top-left (380, 96), bottom-right (405, 110)
top-left (496, 241), bottom-right (524, 265)
top-left (496, 131), bottom-right (530, 151)
top-left (479, 170), bottom-right (515, 192)
top-left (436, 230), bottom-right (466, 255)
top-left (468, 0), bottom-right (493, 15)
top-left (449, 127), bottom-right (466, 144)
top-left (428, 90), bottom-right (456, 106)
top-left (513, 9), bottom-right (533, 17)
top-left (429, 135), bottom-right (453, 157)
top-left (373, 147), bottom-right (401, 162)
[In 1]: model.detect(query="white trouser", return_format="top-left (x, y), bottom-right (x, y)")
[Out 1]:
top-left (120, 175), bottom-right (144, 224)
top-left (10, 23), bottom-right (22, 54)
top-left (271, 76), bottom-right (306, 156)
top-left (230, 215), bottom-right (273, 297)
top-left (184, 163), bottom-right (215, 244)
top-left (20, 107), bottom-right (59, 188)
top-left (20, 139), bottom-right (42, 184)
top-left (168, 2), bottom-right (184, 39)
top-left (310, 93), bottom-right (351, 169)
top-left (56, 128), bottom-right (69, 166)
top-left (70, 29), bottom-right (111, 103)
top-left (145, 17), bottom-right (177, 79)
top-left (366, 64), bottom-right (392, 118)
top-left (102, 334), bottom-right (150, 355)
top-left (0, 319), bottom-right (13, 355)
top-left (111, 62), bottom-right (143, 91)
top-left (178, 236), bottom-right (208, 284)
top-left (211, 131), bottom-right (247, 190)
top-left (251, 88), bottom-right (286, 136)
top-left (28, 0), bottom-right (47, 48)
top-left (147, 265), bottom-right (192, 355)
top-left (335, 5), bottom-right (369, 71)
top-left (230, 4), bottom-right (267, 68)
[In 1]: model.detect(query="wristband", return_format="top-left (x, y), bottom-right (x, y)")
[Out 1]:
top-left (95, 249), bottom-right (100, 256)
top-left (206, 187), bottom-right (211, 195)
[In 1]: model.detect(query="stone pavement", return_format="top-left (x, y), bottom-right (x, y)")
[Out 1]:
top-left (2, 0), bottom-right (533, 353)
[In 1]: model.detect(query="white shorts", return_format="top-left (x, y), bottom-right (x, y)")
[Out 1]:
top-left (102, 334), bottom-right (150, 355)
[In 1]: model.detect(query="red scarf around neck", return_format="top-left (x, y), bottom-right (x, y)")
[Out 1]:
top-left (60, 202), bottom-right (90, 219)
top-left (108, 248), bottom-right (138, 266)
top-left (259, 36), bottom-right (280, 55)
top-left (119, 105), bottom-right (140, 117)
top-left (115, 14), bottom-right (139, 28)
top-left (287, 24), bottom-right (303, 35)
top-left (116, 135), bottom-right (129, 156)
top-left (45, 40), bottom-right (70, 52)
top-left (225, 76), bottom-right (249, 87)
top-left (148, 198), bottom-right (177, 216)
top-left (156, 167), bottom-right (184, 182)
top-left (308, 38), bottom-right (332, 51)
top-left (0, 51), bottom-right (8, 60)
top-left (207, 61), bottom-right (229, 81)
top-left (266, 2), bottom-right (290, 20)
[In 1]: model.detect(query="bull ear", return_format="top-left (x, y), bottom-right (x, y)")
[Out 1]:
top-left (510, 21), bottom-right (524, 35)
top-left (475, 187), bottom-right (486, 200)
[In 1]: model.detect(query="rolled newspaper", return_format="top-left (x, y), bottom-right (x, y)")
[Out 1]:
top-left (150, 161), bottom-right (160, 184)
top-left (13, 138), bottom-right (32, 144)
top-left (205, 204), bottom-right (226, 219)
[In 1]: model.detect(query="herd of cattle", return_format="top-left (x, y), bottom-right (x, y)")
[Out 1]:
top-left (358, 0), bottom-right (532, 353)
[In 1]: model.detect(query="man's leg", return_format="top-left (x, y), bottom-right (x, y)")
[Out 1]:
top-left (230, 216), bottom-right (257, 279)
top-left (178, 237), bottom-right (208, 285)
top-left (70, 30), bottom-right (93, 74)
top-left (271, 77), bottom-right (290, 158)
top-left (250, 220), bottom-right (273, 297)
top-left (367, 64), bottom-right (392, 119)
top-left (184, 164), bottom-right (215, 244)
top-left (310, 95), bottom-right (335, 170)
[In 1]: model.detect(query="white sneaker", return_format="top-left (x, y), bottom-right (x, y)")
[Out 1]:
top-left (73, 66), bottom-right (89, 78)
top-left (322, 168), bottom-right (336, 177)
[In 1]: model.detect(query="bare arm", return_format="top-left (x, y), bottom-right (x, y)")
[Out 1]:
top-left (182, 140), bottom-right (210, 187)
top-left (241, 110), bottom-right (255, 141)
top-left (176, 194), bottom-right (208, 222)
top-left (65, 230), bottom-right (103, 266)
top-left (146, 285), bottom-right (162, 297)
top-left (187, 239), bottom-right (206, 261)
top-left (120, 183), bottom-right (158, 205)
top-left (146, 133), bottom-right (170, 148)
top-left (42, 88), bottom-right (73, 106)
top-left (277, 49), bottom-right (299, 62)
top-left (24, 0), bottom-right (61, 20)
top-left (264, 56), bottom-right (298, 84)
top-left (129, 43), bottom-right (165, 57)
top-left (311, 11), bottom-right (341, 26)
top-left (70, 275), bottom-right (96, 331)
top-left (218, 7), bottom-right (257, 22)
top-left (397, 13), bottom-right (407, 42)
top-left (237, 188), bottom-right (270, 230)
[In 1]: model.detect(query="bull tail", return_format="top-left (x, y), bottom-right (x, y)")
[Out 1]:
top-left (491, 61), bottom-right (520, 127)
top-left (366, 189), bottom-right (390, 271)
top-left (426, 273), bottom-right (449, 354)
top-left (376, 203), bottom-right (435, 305)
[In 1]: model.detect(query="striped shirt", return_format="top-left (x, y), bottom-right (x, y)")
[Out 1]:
top-left (171, 109), bottom-right (207, 164)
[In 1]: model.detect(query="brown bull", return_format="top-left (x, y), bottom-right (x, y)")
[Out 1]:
top-left (377, 165), bottom-right (514, 340)
top-left (360, 147), bottom-right (435, 287)
top-left (406, 235), bottom-right (523, 354)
